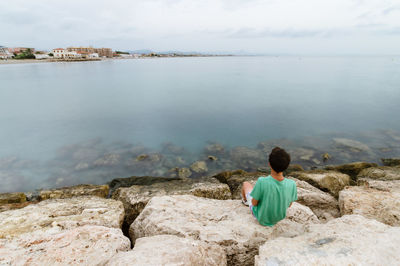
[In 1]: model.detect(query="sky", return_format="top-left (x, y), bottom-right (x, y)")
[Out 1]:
top-left (1, 0), bottom-right (400, 54)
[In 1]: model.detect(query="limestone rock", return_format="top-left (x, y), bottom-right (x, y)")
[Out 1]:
top-left (204, 143), bottom-right (225, 155)
top-left (178, 167), bottom-right (192, 179)
top-left (333, 138), bottom-right (371, 153)
top-left (358, 178), bottom-right (400, 192)
top-left (382, 158), bottom-right (400, 166)
top-left (324, 162), bottom-right (377, 181)
top-left (212, 170), bottom-right (260, 199)
top-left (0, 196), bottom-right (124, 239)
top-left (255, 215), bottom-right (400, 266)
top-left (0, 192), bottom-right (26, 204)
top-left (108, 175), bottom-right (181, 195)
top-left (290, 170), bottom-right (350, 197)
top-left (357, 166), bottom-right (400, 181)
top-left (288, 177), bottom-right (340, 221)
top-left (0, 225), bottom-right (130, 266)
top-left (0, 202), bottom-right (32, 213)
top-left (190, 161), bottom-right (208, 173)
top-left (339, 186), bottom-right (400, 226)
top-left (39, 184), bottom-right (109, 200)
top-left (112, 178), bottom-right (231, 226)
top-left (131, 195), bottom-right (319, 266)
top-left (108, 235), bottom-right (226, 266)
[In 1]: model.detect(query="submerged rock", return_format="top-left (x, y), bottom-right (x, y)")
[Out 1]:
top-left (190, 161), bottom-right (208, 174)
top-left (357, 166), bottom-right (400, 180)
top-left (108, 235), bottom-right (226, 266)
top-left (339, 186), bottom-right (400, 226)
top-left (204, 143), bottom-right (225, 155)
top-left (0, 225), bottom-right (130, 266)
top-left (288, 177), bottom-right (340, 221)
top-left (381, 158), bottom-right (400, 166)
top-left (255, 215), bottom-right (400, 265)
top-left (131, 195), bottom-right (319, 266)
top-left (324, 162), bottom-right (377, 182)
top-left (112, 178), bottom-right (231, 226)
top-left (230, 146), bottom-right (265, 170)
top-left (177, 167), bottom-right (192, 179)
top-left (290, 170), bottom-right (350, 197)
top-left (0, 196), bottom-right (124, 239)
top-left (39, 184), bottom-right (109, 200)
top-left (0, 192), bottom-right (26, 204)
top-left (333, 138), bottom-right (371, 153)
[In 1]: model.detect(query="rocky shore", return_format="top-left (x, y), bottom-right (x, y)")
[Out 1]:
top-left (1, 158), bottom-right (400, 265)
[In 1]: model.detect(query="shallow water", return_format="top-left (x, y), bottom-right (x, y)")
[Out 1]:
top-left (1, 56), bottom-right (400, 192)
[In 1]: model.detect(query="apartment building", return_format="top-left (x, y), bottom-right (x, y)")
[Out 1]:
top-left (67, 46), bottom-right (112, 58)
top-left (0, 46), bottom-right (13, 59)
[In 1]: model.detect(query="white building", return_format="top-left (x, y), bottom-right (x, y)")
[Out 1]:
top-left (34, 54), bottom-right (50, 59)
top-left (52, 48), bottom-right (82, 59)
top-left (88, 53), bottom-right (99, 58)
top-left (52, 48), bottom-right (65, 58)
top-left (0, 46), bottom-right (13, 59)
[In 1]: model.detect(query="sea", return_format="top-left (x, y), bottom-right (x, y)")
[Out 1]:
top-left (1, 56), bottom-right (400, 193)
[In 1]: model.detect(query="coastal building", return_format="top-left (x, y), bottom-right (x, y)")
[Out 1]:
top-left (52, 48), bottom-right (66, 58)
top-left (9, 47), bottom-right (35, 55)
top-left (34, 54), bottom-right (50, 59)
top-left (0, 46), bottom-right (13, 59)
top-left (52, 48), bottom-right (82, 59)
top-left (67, 46), bottom-right (113, 58)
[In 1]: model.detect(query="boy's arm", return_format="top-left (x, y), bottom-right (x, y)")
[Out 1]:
top-left (252, 198), bottom-right (259, 206)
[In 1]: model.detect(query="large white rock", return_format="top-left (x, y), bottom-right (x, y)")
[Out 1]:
top-left (357, 166), bottom-right (400, 181)
top-left (339, 186), bottom-right (400, 226)
top-left (131, 195), bottom-right (319, 266)
top-left (108, 235), bottom-right (226, 266)
top-left (112, 179), bottom-right (231, 226)
top-left (290, 170), bottom-right (350, 197)
top-left (0, 196), bottom-right (124, 239)
top-left (255, 215), bottom-right (400, 265)
top-left (289, 177), bottom-right (340, 221)
top-left (0, 225), bottom-right (130, 265)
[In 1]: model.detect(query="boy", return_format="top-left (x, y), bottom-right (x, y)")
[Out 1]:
top-left (241, 147), bottom-right (297, 226)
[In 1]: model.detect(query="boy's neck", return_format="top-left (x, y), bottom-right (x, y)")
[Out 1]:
top-left (271, 170), bottom-right (284, 181)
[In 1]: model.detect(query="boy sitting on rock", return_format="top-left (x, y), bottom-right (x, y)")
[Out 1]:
top-left (241, 147), bottom-right (297, 226)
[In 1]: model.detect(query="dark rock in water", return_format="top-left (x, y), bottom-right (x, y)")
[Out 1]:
top-left (136, 154), bottom-right (149, 161)
top-left (207, 155), bottom-right (218, 161)
top-left (322, 153), bottom-right (331, 162)
top-left (39, 184), bottom-right (110, 200)
top-left (284, 164), bottom-right (304, 175)
top-left (212, 170), bottom-right (262, 199)
top-left (0, 192), bottom-right (26, 204)
top-left (381, 158), bottom-right (400, 167)
top-left (108, 176), bottom-right (181, 196)
top-left (230, 146), bottom-right (265, 171)
top-left (324, 162), bottom-right (378, 182)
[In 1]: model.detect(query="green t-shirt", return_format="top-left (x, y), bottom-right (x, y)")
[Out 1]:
top-left (250, 176), bottom-right (297, 226)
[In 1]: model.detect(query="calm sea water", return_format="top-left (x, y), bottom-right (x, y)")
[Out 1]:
top-left (1, 56), bottom-right (400, 192)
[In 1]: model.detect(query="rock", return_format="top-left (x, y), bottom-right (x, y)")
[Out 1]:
top-left (288, 177), bottom-right (340, 221)
top-left (0, 202), bottom-right (32, 213)
top-left (0, 225), bottom-right (130, 265)
top-left (322, 152), bottom-right (331, 162)
top-left (284, 164), bottom-right (304, 175)
top-left (290, 170), bottom-right (350, 197)
top-left (108, 235), bottom-right (226, 266)
top-left (213, 170), bottom-right (259, 199)
top-left (339, 186), bottom-right (400, 226)
top-left (161, 142), bottom-right (185, 155)
top-left (190, 161), bottom-right (208, 174)
top-left (208, 155), bottom-right (218, 161)
top-left (204, 143), bottom-right (225, 155)
top-left (333, 138), bottom-right (371, 153)
top-left (108, 176), bottom-right (181, 195)
top-left (136, 153), bottom-right (162, 162)
top-left (289, 148), bottom-right (315, 161)
top-left (324, 162), bottom-right (378, 181)
top-left (0, 196), bottom-right (124, 239)
top-left (255, 215), bottom-right (400, 265)
top-left (93, 153), bottom-right (120, 167)
top-left (230, 146), bottom-right (265, 170)
top-left (357, 166), bottom-right (400, 181)
top-left (39, 184), bottom-right (109, 200)
top-left (0, 192), bottom-right (26, 204)
top-left (358, 178), bottom-right (400, 192)
top-left (136, 154), bottom-right (149, 161)
top-left (177, 167), bottom-right (192, 179)
top-left (131, 195), bottom-right (319, 266)
top-left (112, 178), bottom-right (231, 226)
top-left (382, 158), bottom-right (400, 166)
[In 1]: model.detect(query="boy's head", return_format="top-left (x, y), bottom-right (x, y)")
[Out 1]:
top-left (268, 147), bottom-right (290, 173)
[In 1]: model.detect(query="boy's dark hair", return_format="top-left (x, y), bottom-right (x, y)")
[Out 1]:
top-left (269, 147), bottom-right (291, 173)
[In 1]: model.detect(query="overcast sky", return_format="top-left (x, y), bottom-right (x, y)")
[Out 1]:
top-left (1, 0), bottom-right (400, 54)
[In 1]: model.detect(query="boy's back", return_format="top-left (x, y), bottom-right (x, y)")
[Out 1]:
top-left (251, 175), bottom-right (297, 226)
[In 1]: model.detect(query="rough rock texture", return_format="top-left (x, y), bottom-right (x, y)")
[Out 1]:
top-left (357, 166), bottom-right (400, 181)
top-left (190, 161), bottom-right (208, 173)
top-left (108, 176), bottom-right (181, 196)
top-left (0, 192), bottom-right (26, 204)
top-left (131, 195), bottom-right (319, 266)
top-left (0, 196), bottom-right (124, 239)
top-left (255, 215), bottom-right (400, 266)
top-left (0, 202), bottom-right (32, 213)
top-left (0, 225), bottom-right (130, 266)
top-left (358, 178), bottom-right (400, 192)
top-left (339, 186), bottom-right (400, 226)
top-left (112, 178), bottom-right (231, 226)
top-left (212, 170), bottom-right (260, 199)
top-left (109, 235), bottom-right (226, 266)
top-left (288, 177), bottom-right (340, 221)
top-left (290, 170), bottom-right (350, 197)
top-left (382, 158), bottom-right (400, 166)
top-left (39, 184), bottom-right (109, 200)
top-left (324, 162), bottom-right (377, 181)
top-left (230, 147), bottom-right (265, 170)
